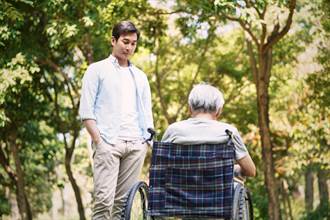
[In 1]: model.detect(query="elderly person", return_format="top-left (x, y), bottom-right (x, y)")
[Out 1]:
top-left (162, 83), bottom-right (256, 177)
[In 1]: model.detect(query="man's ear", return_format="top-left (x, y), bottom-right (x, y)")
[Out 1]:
top-left (111, 36), bottom-right (116, 46)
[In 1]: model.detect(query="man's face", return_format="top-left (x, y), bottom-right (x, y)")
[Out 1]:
top-left (111, 33), bottom-right (138, 61)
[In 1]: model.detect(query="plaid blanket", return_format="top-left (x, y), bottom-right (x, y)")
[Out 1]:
top-left (148, 141), bottom-right (235, 218)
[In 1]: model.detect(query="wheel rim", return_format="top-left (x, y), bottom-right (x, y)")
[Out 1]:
top-left (123, 182), bottom-right (149, 220)
top-left (129, 187), bottom-right (147, 220)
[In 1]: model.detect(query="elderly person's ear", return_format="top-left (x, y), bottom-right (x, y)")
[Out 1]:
top-left (216, 109), bottom-right (222, 118)
top-left (188, 106), bottom-right (193, 115)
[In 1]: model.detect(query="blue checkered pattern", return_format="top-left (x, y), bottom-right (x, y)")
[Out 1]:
top-left (148, 141), bottom-right (235, 218)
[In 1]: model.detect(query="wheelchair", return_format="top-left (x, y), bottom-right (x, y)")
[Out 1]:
top-left (122, 130), bottom-right (253, 220)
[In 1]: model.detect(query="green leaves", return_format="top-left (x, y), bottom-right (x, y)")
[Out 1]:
top-left (0, 0), bottom-right (328, 218)
top-left (0, 189), bottom-right (10, 217)
top-left (46, 22), bottom-right (78, 48)
top-left (0, 53), bottom-right (40, 126)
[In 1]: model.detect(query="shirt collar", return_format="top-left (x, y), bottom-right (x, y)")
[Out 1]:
top-left (109, 54), bottom-right (132, 67)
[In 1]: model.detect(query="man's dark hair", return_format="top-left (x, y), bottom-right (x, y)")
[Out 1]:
top-left (112, 21), bottom-right (140, 40)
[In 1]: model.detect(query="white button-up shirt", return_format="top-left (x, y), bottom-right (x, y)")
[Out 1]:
top-left (79, 55), bottom-right (154, 144)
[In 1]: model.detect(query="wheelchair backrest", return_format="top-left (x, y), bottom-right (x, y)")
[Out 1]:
top-left (148, 140), bottom-right (235, 219)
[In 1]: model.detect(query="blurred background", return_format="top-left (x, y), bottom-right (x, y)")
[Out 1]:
top-left (0, 0), bottom-right (329, 219)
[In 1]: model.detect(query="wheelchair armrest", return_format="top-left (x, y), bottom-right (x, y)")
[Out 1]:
top-left (234, 164), bottom-right (246, 183)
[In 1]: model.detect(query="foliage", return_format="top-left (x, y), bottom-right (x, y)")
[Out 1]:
top-left (0, 187), bottom-right (10, 217)
top-left (0, 53), bottom-right (38, 126)
top-left (1, 0), bottom-right (160, 218)
top-left (0, 59), bottom-right (58, 216)
top-left (0, 0), bottom-right (329, 219)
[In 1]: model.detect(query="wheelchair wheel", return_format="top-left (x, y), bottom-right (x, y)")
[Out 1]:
top-left (245, 189), bottom-right (253, 220)
top-left (122, 181), bottom-right (149, 220)
top-left (232, 182), bottom-right (253, 220)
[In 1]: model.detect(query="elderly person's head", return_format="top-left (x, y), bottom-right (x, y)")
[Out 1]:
top-left (188, 83), bottom-right (225, 118)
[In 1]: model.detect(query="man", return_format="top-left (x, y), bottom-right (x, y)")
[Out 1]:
top-left (79, 21), bottom-right (153, 220)
top-left (162, 83), bottom-right (256, 177)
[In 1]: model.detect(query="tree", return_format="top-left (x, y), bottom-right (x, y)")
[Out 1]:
top-left (1, 0), bottom-right (162, 219)
top-left (279, 0), bottom-right (330, 218)
top-left (0, 53), bottom-right (58, 219)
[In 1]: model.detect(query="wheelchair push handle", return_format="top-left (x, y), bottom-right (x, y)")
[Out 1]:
top-left (225, 129), bottom-right (233, 138)
top-left (142, 128), bottom-right (156, 144)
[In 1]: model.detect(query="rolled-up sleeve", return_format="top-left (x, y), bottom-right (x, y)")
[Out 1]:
top-left (79, 65), bottom-right (98, 121)
top-left (232, 127), bottom-right (249, 160)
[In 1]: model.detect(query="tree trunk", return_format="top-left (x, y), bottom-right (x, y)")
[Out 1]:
top-left (9, 189), bottom-right (20, 220)
top-left (305, 167), bottom-right (314, 212)
top-left (279, 182), bottom-right (288, 219)
top-left (257, 48), bottom-right (281, 220)
top-left (24, 193), bottom-right (32, 220)
top-left (280, 180), bottom-right (293, 220)
top-left (60, 186), bottom-right (65, 216)
top-left (64, 149), bottom-right (86, 220)
top-left (9, 136), bottom-right (32, 220)
top-left (317, 169), bottom-right (329, 211)
top-left (284, 181), bottom-right (294, 220)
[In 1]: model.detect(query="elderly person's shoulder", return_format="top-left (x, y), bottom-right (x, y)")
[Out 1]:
top-left (187, 117), bottom-right (239, 133)
top-left (161, 119), bottom-right (193, 142)
top-left (165, 119), bottom-right (191, 132)
top-left (166, 118), bottom-right (239, 133)
top-left (215, 120), bottom-right (239, 132)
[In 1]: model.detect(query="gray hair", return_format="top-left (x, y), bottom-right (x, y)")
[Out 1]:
top-left (188, 83), bottom-right (225, 113)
